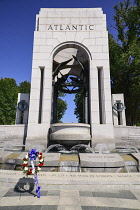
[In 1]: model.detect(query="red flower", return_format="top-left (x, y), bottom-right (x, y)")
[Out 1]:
top-left (30, 168), bottom-right (32, 171)
top-left (40, 153), bottom-right (42, 155)
top-left (39, 163), bottom-right (43, 167)
top-left (22, 164), bottom-right (28, 167)
top-left (27, 171), bottom-right (32, 175)
top-left (39, 156), bottom-right (43, 159)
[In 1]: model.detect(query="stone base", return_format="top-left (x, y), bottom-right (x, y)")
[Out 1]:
top-left (0, 151), bottom-right (138, 173)
top-left (25, 138), bottom-right (48, 152)
top-left (49, 123), bottom-right (91, 147)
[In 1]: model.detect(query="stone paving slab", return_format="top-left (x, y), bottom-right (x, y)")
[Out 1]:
top-left (1, 206), bottom-right (139, 210)
top-left (0, 189), bottom-right (140, 209)
top-left (0, 206), bottom-right (57, 210)
top-left (82, 207), bottom-right (139, 210)
top-left (0, 196), bottom-right (60, 206)
top-left (92, 190), bottom-right (137, 199)
top-left (81, 196), bottom-right (140, 209)
top-left (80, 190), bottom-right (137, 199)
top-left (1, 175), bottom-right (140, 209)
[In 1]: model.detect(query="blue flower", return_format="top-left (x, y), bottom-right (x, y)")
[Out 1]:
top-left (28, 149), bottom-right (38, 160)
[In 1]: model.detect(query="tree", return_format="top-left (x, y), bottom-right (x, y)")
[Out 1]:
top-left (109, 0), bottom-right (140, 125)
top-left (74, 0), bottom-right (140, 125)
top-left (57, 98), bottom-right (67, 122)
top-left (0, 78), bottom-right (18, 124)
top-left (57, 91), bottom-right (67, 122)
top-left (74, 91), bottom-right (83, 123)
top-left (18, 80), bottom-right (30, 93)
top-left (17, 81), bottom-right (67, 122)
top-left (0, 78), bottom-right (67, 124)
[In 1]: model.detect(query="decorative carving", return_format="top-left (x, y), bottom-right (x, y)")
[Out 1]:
top-left (113, 100), bottom-right (125, 112)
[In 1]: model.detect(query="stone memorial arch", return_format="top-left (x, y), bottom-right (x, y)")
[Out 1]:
top-left (26, 8), bottom-right (115, 149)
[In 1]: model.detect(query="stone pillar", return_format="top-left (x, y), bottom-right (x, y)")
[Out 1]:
top-left (15, 93), bottom-right (29, 124)
top-left (112, 94), bottom-right (126, 126)
top-left (90, 66), bottom-right (100, 125)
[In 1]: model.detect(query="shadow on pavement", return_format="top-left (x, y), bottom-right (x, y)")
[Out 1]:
top-left (14, 177), bottom-right (36, 196)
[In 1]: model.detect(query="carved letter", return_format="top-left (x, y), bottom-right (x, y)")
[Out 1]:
top-left (60, 25), bottom-right (64, 30)
top-left (89, 25), bottom-right (94, 30)
top-left (54, 25), bottom-right (58, 30)
top-left (72, 25), bottom-right (77, 30)
top-left (79, 25), bottom-right (83, 30)
top-left (65, 25), bottom-right (70, 30)
top-left (48, 25), bottom-right (53, 30)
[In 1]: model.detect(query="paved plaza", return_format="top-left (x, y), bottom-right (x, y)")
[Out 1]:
top-left (1, 186), bottom-right (140, 210)
top-left (1, 169), bottom-right (140, 209)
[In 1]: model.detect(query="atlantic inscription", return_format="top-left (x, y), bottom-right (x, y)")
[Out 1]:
top-left (46, 24), bottom-right (94, 31)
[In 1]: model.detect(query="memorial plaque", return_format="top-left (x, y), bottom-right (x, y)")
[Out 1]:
top-left (16, 152), bottom-right (60, 167)
top-left (79, 153), bottom-right (124, 167)
top-left (121, 129), bottom-right (140, 145)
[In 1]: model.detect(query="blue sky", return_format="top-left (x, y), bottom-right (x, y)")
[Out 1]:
top-left (0, 0), bottom-right (124, 123)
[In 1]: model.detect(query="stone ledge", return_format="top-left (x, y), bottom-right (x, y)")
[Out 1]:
top-left (1, 170), bottom-right (140, 187)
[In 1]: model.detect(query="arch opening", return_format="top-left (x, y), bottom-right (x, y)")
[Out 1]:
top-left (51, 43), bottom-right (90, 125)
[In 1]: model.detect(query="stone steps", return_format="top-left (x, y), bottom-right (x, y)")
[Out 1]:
top-left (1, 170), bottom-right (140, 209)
top-left (1, 170), bottom-right (140, 191)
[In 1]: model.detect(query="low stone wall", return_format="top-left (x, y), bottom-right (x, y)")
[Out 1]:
top-left (114, 126), bottom-right (140, 147)
top-left (0, 125), bottom-right (26, 140)
top-left (0, 125), bottom-right (26, 148)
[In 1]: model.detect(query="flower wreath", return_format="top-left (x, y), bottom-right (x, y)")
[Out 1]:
top-left (22, 151), bottom-right (44, 176)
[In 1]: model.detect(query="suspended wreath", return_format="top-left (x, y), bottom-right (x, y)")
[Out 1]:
top-left (18, 101), bottom-right (28, 111)
top-left (22, 150), bottom-right (44, 176)
top-left (113, 102), bottom-right (125, 112)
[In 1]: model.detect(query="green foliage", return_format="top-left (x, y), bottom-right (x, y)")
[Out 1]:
top-left (74, 0), bottom-right (140, 125)
top-left (110, 0), bottom-right (140, 125)
top-left (0, 78), bottom-right (31, 125)
top-left (57, 91), bottom-right (67, 122)
top-left (74, 91), bottom-right (83, 123)
top-left (57, 97), bottom-right (67, 123)
top-left (0, 78), bottom-right (67, 124)
top-left (18, 81), bottom-right (30, 93)
top-left (0, 78), bottom-right (18, 124)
